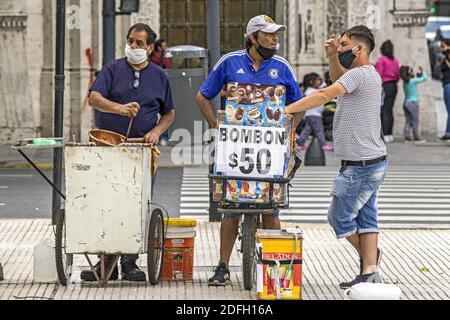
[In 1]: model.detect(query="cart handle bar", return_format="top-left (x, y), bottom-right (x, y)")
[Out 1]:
top-left (208, 174), bottom-right (291, 184)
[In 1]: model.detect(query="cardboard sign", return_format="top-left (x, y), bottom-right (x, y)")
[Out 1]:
top-left (215, 125), bottom-right (287, 178)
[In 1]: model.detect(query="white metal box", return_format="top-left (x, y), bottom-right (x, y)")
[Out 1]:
top-left (64, 145), bottom-right (151, 254)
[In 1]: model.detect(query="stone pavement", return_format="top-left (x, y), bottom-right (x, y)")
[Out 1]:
top-left (0, 219), bottom-right (449, 300)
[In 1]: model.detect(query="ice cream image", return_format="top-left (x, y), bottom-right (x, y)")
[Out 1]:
top-left (247, 108), bottom-right (262, 124)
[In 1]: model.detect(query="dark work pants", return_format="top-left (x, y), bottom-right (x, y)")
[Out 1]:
top-left (382, 81), bottom-right (398, 136)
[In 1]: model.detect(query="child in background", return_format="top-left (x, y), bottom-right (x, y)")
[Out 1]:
top-left (296, 73), bottom-right (334, 151)
top-left (400, 65), bottom-right (428, 144)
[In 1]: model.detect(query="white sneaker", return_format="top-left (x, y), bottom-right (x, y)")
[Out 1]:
top-left (384, 135), bottom-right (393, 143)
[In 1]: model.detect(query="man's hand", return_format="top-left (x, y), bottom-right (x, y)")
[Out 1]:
top-left (325, 35), bottom-right (340, 58)
top-left (418, 66), bottom-right (423, 73)
top-left (144, 129), bottom-right (161, 145)
top-left (119, 102), bottom-right (140, 118)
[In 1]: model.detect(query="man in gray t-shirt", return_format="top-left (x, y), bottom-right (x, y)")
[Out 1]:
top-left (286, 25), bottom-right (387, 289)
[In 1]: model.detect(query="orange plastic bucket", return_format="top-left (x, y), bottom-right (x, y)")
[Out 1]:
top-left (161, 218), bottom-right (197, 281)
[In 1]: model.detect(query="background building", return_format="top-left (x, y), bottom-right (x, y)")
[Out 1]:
top-left (0, 0), bottom-right (438, 143)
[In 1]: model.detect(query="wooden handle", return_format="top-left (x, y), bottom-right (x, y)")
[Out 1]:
top-left (124, 118), bottom-right (133, 143)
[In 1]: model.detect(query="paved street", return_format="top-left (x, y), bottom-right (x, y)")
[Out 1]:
top-left (0, 168), bottom-right (182, 219)
top-left (181, 166), bottom-right (450, 229)
top-left (0, 219), bottom-right (449, 300)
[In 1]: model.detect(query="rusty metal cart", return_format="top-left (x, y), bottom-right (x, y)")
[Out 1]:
top-left (13, 138), bottom-right (165, 287)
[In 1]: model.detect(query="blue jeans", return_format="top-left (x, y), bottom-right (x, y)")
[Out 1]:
top-left (444, 83), bottom-right (450, 135)
top-left (328, 160), bottom-right (388, 239)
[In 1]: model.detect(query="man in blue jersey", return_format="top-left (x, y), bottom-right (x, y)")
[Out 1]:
top-left (196, 15), bottom-right (304, 286)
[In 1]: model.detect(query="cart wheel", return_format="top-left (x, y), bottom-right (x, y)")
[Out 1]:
top-left (147, 208), bottom-right (164, 285)
top-left (242, 214), bottom-right (257, 291)
top-left (55, 209), bottom-right (73, 286)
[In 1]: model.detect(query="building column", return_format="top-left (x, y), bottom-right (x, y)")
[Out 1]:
top-left (131, 0), bottom-right (160, 35)
top-left (40, 0), bottom-right (54, 137)
top-left (0, 1), bottom-right (36, 143)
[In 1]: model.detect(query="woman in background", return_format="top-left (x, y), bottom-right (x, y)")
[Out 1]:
top-left (376, 40), bottom-right (400, 143)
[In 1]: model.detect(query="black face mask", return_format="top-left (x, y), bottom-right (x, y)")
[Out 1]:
top-left (256, 39), bottom-right (277, 60)
top-left (338, 47), bottom-right (357, 69)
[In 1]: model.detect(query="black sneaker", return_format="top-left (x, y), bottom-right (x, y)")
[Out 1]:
top-left (80, 258), bottom-right (118, 282)
top-left (121, 259), bottom-right (146, 282)
top-left (440, 135), bottom-right (450, 141)
top-left (339, 272), bottom-right (382, 289)
top-left (208, 262), bottom-right (231, 286)
top-left (359, 248), bottom-right (383, 275)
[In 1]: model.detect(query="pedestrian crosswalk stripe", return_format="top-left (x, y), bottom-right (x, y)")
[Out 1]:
top-left (180, 166), bottom-right (450, 229)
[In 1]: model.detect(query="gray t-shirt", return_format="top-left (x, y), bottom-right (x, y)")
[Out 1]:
top-left (334, 65), bottom-right (387, 161)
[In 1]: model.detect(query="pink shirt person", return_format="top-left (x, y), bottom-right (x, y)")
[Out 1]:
top-left (375, 55), bottom-right (400, 84)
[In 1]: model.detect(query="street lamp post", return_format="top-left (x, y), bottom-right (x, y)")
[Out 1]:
top-left (52, 0), bottom-right (66, 225)
top-left (206, 0), bottom-right (222, 222)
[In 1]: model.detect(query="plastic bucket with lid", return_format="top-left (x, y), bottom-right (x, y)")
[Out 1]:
top-left (162, 218), bottom-right (197, 281)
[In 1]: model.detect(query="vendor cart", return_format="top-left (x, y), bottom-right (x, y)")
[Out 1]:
top-left (209, 102), bottom-right (299, 290)
top-left (13, 137), bottom-right (165, 287)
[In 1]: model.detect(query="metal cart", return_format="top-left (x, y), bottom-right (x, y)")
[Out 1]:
top-left (209, 113), bottom-right (299, 290)
top-left (13, 139), bottom-right (165, 287)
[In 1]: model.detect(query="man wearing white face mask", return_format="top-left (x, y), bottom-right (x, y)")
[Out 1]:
top-left (89, 23), bottom-right (175, 146)
top-left (84, 23), bottom-right (175, 282)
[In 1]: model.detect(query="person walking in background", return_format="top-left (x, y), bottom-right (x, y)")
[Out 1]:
top-left (150, 39), bottom-right (173, 146)
top-left (296, 73), bottom-right (334, 152)
top-left (150, 39), bottom-right (173, 69)
top-left (440, 39), bottom-right (450, 140)
top-left (375, 40), bottom-right (400, 143)
top-left (400, 65), bottom-right (427, 144)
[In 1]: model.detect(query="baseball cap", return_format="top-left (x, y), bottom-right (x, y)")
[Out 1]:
top-left (246, 15), bottom-right (286, 36)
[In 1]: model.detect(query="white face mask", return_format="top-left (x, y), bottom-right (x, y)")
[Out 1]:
top-left (125, 44), bottom-right (148, 65)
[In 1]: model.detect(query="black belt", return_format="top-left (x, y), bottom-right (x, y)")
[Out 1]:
top-left (341, 156), bottom-right (387, 167)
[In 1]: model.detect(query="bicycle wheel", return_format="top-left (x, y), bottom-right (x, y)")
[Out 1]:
top-left (55, 209), bottom-right (73, 286)
top-left (147, 208), bottom-right (164, 285)
top-left (242, 214), bottom-right (257, 290)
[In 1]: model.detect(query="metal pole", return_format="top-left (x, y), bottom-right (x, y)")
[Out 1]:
top-left (102, 0), bottom-right (116, 65)
top-left (96, 0), bottom-right (116, 126)
top-left (52, 0), bottom-right (66, 225)
top-left (206, 0), bottom-right (221, 222)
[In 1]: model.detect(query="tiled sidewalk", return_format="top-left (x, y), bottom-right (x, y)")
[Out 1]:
top-left (0, 219), bottom-right (449, 300)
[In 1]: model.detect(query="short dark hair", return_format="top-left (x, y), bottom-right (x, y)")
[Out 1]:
top-left (246, 32), bottom-right (260, 49)
top-left (154, 39), bottom-right (166, 51)
top-left (380, 40), bottom-right (394, 59)
top-left (443, 38), bottom-right (450, 46)
top-left (127, 23), bottom-right (157, 46)
top-left (303, 73), bottom-right (320, 89)
top-left (400, 65), bottom-right (412, 83)
top-left (341, 25), bottom-right (375, 53)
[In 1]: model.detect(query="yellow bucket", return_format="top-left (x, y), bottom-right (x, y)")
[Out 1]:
top-left (163, 218), bottom-right (197, 228)
top-left (256, 230), bottom-right (303, 300)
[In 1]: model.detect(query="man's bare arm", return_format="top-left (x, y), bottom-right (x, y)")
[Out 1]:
top-left (196, 92), bottom-right (218, 129)
top-left (286, 82), bottom-right (346, 115)
top-left (89, 91), bottom-right (140, 118)
top-left (328, 54), bottom-right (346, 83)
top-left (144, 109), bottom-right (175, 145)
top-left (325, 36), bottom-right (346, 83)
